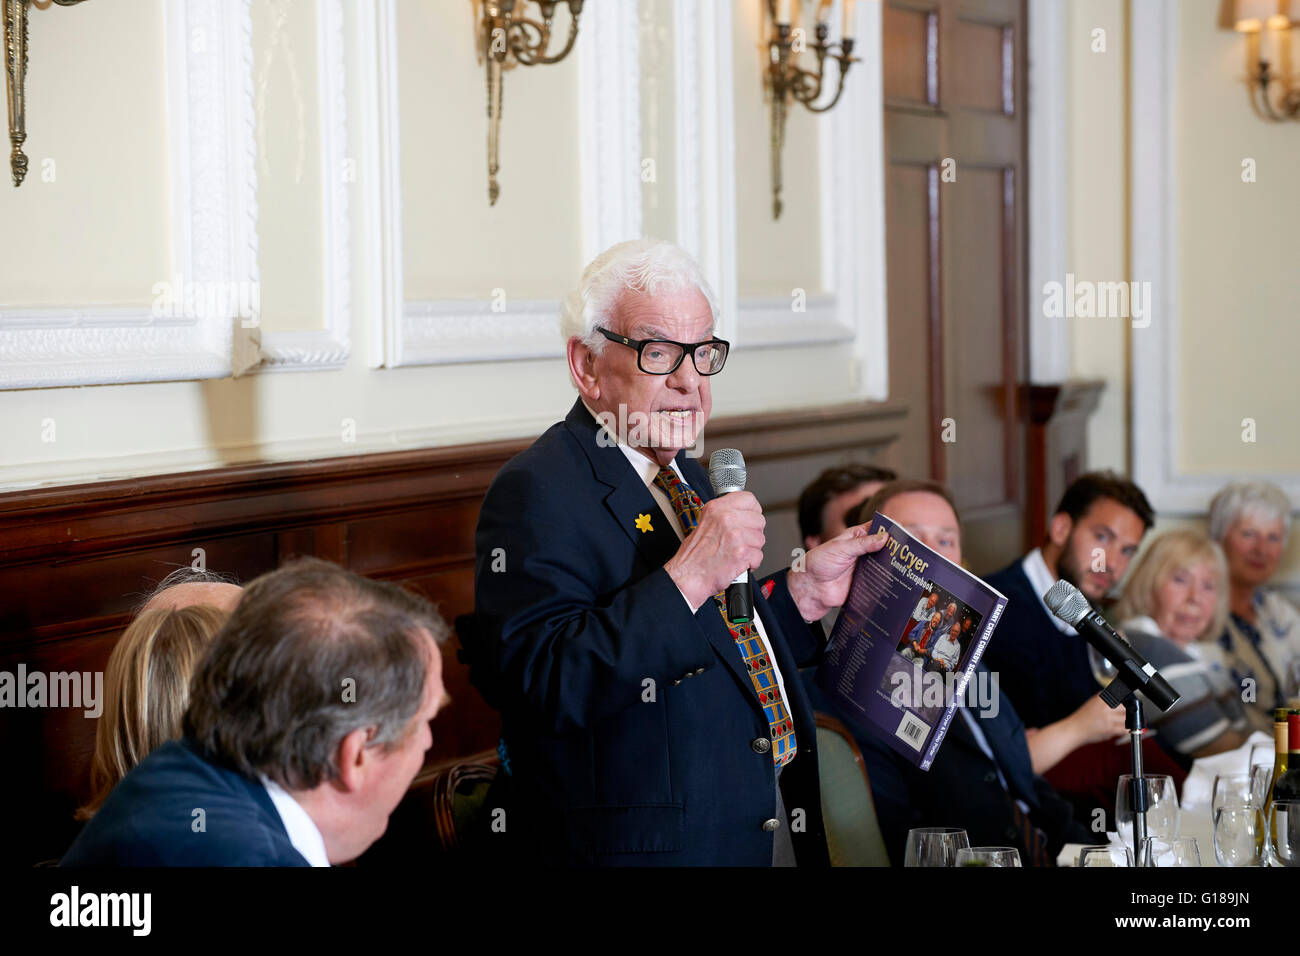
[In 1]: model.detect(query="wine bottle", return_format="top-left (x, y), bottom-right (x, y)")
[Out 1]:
top-left (1271, 712), bottom-right (1300, 802)
top-left (1258, 708), bottom-right (1289, 862)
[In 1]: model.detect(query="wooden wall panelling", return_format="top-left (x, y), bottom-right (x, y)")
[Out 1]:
top-left (0, 402), bottom-right (904, 864)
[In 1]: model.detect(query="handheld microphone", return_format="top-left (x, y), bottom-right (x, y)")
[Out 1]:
top-left (1043, 580), bottom-right (1181, 712)
top-left (708, 448), bottom-right (753, 626)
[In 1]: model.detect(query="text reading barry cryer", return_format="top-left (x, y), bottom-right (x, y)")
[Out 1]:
top-left (50, 887), bottom-right (151, 937)
top-left (0, 665), bottom-right (102, 718)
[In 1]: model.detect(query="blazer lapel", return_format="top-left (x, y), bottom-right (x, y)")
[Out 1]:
top-left (560, 399), bottom-right (687, 570)
top-left (561, 402), bottom-right (764, 710)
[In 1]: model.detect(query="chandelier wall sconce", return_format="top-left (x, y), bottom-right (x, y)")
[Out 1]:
top-left (476, 0), bottom-right (584, 205)
top-left (763, 0), bottom-right (858, 219)
top-left (1222, 0), bottom-right (1300, 121)
top-left (4, 0), bottom-right (92, 187)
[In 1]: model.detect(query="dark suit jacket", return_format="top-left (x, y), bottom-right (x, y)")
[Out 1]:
top-left (980, 559), bottom-right (1099, 730)
top-left (61, 739), bottom-right (308, 867)
top-left (804, 664), bottom-right (1098, 866)
top-left (465, 400), bottom-right (829, 866)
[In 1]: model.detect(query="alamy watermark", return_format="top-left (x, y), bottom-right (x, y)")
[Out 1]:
top-left (151, 273), bottom-right (261, 328)
top-left (0, 665), bottom-right (102, 718)
top-left (1042, 273), bottom-right (1151, 328)
top-left (593, 404), bottom-right (706, 459)
top-left (889, 661), bottom-right (1001, 719)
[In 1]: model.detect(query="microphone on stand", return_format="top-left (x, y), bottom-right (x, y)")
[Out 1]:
top-left (1044, 578), bottom-right (1180, 866)
top-left (708, 448), bottom-right (753, 626)
top-left (1043, 579), bottom-right (1180, 712)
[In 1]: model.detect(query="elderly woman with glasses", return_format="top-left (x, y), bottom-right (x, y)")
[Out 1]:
top-left (1207, 481), bottom-right (1300, 733)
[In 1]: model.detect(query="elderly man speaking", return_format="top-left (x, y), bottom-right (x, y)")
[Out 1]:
top-left (467, 239), bottom-right (887, 866)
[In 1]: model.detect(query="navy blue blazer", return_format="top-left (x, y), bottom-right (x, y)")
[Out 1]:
top-left (804, 665), bottom-right (1097, 865)
top-left (466, 400), bottom-right (830, 866)
top-left (61, 739), bottom-right (308, 867)
top-left (980, 560), bottom-right (1100, 730)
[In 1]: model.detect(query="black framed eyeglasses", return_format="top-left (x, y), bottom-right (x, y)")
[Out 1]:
top-left (596, 327), bottom-right (730, 376)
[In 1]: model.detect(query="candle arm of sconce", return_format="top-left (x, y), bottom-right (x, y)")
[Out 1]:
top-left (801, 52), bottom-right (854, 113)
top-left (510, 11), bottom-right (580, 66)
top-left (1251, 59), bottom-right (1286, 121)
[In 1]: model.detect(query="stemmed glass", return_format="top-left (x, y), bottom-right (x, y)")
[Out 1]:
top-left (903, 828), bottom-right (969, 867)
top-left (1079, 846), bottom-right (1133, 867)
top-left (1212, 774), bottom-right (1261, 867)
top-left (1115, 774), bottom-right (1179, 853)
top-left (1215, 806), bottom-right (1261, 866)
top-left (1213, 773), bottom-right (1255, 813)
top-left (1249, 744), bottom-right (1274, 774)
top-left (955, 846), bottom-right (1021, 867)
top-left (1140, 836), bottom-right (1201, 867)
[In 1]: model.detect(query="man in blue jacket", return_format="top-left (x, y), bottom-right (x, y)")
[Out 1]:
top-left (62, 558), bottom-right (449, 866)
top-left (467, 239), bottom-right (886, 866)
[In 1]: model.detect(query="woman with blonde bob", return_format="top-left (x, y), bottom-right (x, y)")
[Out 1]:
top-left (1114, 530), bottom-right (1250, 764)
top-left (77, 604), bottom-right (228, 820)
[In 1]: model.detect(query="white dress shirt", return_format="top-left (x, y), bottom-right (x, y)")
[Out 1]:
top-left (261, 776), bottom-right (330, 867)
top-left (1021, 547), bottom-right (1077, 636)
top-left (583, 402), bottom-right (794, 716)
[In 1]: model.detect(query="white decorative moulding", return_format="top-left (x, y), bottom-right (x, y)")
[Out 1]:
top-left (0, 0), bottom-right (258, 390)
top-left (257, 0), bottom-right (352, 373)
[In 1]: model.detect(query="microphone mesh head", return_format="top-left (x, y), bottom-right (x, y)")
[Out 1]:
top-left (1043, 579), bottom-right (1092, 626)
top-left (708, 448), bottom-right (747, 494)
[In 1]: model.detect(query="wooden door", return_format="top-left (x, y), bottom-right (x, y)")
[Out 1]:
top-left (882, 0), bottom-right (1029, 573)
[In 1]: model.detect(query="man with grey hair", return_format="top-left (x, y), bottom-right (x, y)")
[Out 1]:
top-left (467, 238), bottom-right (888, 865)
top-left (1207, 480), bottom-right (1300, 730)
top-left (62, 557), bottom-right (449, 866)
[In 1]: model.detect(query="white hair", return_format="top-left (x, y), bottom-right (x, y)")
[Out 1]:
top-left (1206, 480), bottom-right (1293, 543)
top-left (559, 239), bottom-right (719, 356)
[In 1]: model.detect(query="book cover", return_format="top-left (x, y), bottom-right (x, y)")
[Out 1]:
top-left (815, 512), bottom-right (1008, 770)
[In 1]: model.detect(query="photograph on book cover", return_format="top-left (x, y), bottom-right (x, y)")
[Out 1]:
top-left (883, 582), bottom-right (985, 728)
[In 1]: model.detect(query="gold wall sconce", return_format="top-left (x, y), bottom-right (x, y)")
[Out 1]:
top-left (1221, 0), bottom-right (1299, 120)
top-left (763, 0), bottom-right (858, 219)
top-left (4, 0), bottom-right (92, 187)
top-left (476, 0), bottom-right (584, 205)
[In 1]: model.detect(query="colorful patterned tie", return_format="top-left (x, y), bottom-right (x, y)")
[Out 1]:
top-left (652, 466), bottom-right (797, 767)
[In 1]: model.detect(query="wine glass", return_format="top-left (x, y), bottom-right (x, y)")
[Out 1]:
top-left (1079, 845), bottom-right (1133, 867)
top-left (1212, 773), bottom-right (1256, 814)
top-left (955, 846), bottom-right (1021, 867)
top-left (1115, 775), bottom-right (1179, 852)
top-left (1269, 801), bottom-right (1300, 866)
top-left (1140, 836), bottom-right (1200, 867)
top-left (1214, 805), bottom-right (1261, 866)
top-left (1088, 644), bottom-right (1118, 688)
top-left (903, 827), bottom-right (969, 867)
top-left (1250, 764), bottom-right (1273, 808)
top-left (1249, 744), bottom-right (1273, 774)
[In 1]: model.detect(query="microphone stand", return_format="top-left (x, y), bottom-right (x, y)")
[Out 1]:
top-left (1122, 694), bottom-right (1149, 865)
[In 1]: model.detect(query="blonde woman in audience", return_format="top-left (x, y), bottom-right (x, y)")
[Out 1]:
top-left (76, 604), bottom-right (228, 820)
top-left (1207, 481), bottom-right (1300, 733)
top-left (1114, 530), bottom-right (1250, 763)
